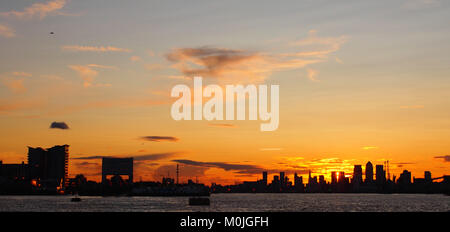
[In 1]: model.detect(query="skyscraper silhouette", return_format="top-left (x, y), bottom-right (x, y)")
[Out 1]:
top-left (376, 165), bottom-right (385, 184)
top-left (331, 171), bottom-right (337, 184)
top-left (28, 145), bottom-right (69, 190)
top-left (365, 161), bottom-right (373, 183)
top-left (353, 165), bottom-right (363, 184)
top-left (262, 171), bottom-right (268, 186)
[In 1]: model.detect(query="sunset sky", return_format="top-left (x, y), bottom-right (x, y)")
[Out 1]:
top-left (0, 0), bottom-right (449, 185)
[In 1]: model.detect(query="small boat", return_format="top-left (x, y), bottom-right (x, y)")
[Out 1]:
top-left (189, 197), bottom-right (210, 206)
top-left (71, 197), bottom-right (82, 202)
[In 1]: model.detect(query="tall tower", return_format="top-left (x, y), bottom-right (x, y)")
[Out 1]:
top-left (386, 160), bottom-right (391, 180)
top-left (353, 165), bottom-right (363, 184)
top-left (280, 172), bottom-right (285, 186)
top-left (176, 164), bottom-right (179, 184)
top-left (376, 164), bottom-right (385, 184)
top-left (365, 161), bottom-right (373, 183)
top-left (331, 171), bottom-right (337, 184)
top-left (262, 171), bottom-right (268, 186)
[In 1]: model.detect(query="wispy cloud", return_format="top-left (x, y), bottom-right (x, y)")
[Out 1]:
top-left (85, 64), bottom-right (117, 69)
top-left (73, 152), bottom-right (180, 161)
top-left (62, 45), bottom-right (131, 53)
top-left (134, 152), bottom-right (180, 161)
top-left (168, 75), bottom-right (192, 80)
top-left (391, 162), bottom-right (415, 168)
top-left (0, 99), bottom-right (41, 115)
top-left (68, 64), bottom-right (115, 87)
top-left (434, 155), bottom-right (450, 162)
top-left (172, 159), bottom-right (308, 176)
top-left (166, 31), bottom-right (347, 83)
top-left (172, 159), bottom-right (266, 174)
top-left (208, 123), bottom-right (237, 128)
top-left (284, 157), bottom-right (355, 177)
top-left (167, 47), bottom-right (322, 84)
top-left (72, 155), bottom-right (105, 160)
top-left (47, 98), bottom-right (171, 116)
top-left (403, 0), bottom-right (440, 9)
top-left (139, 136), bottom-right (179, 142)
top-left (2, 78), bottom-right (26, 93)
top-left (289, 30), bottom-right (348, 56)
top-left (400, 105), bottom-right (424, 109)
top-left (0, 0), bottom-right (67, 20)
top-left (335, 57), bottom-right (344, 64)
top-left (130, 56), bottom-right (141, 62)
top-left (306, 68), bottom-right (319, 81)
top-left (153, 164), bottom-right (208, 181)
top-left (260, 148), bottom-right (283, 151)
top-left (145, 63), bottom-right (164, 71)
top-left (362, 146), bottom-right (378, 150)
top-left (0, 24), bottom-right (15, 38)
top-left (11, 72), bottom-right (32, 77)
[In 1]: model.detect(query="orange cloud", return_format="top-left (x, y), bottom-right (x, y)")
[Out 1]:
top-left (2, 78), bottom-right (26, 93)
top-left (288, 29), bottom-right (348, 58)
top-left (208, 123), bottom-right (237, 128)
top-left (434, 155), bottom-right (450, 162)
top-left (0, 24), bottom-right (15, 38)
top-left (145, 63), bottom-right (164, 71)
top-left (167, 47), bottom-right (321, 84)
top-left (0, 99), bottom-right (43, 116)
top-left (362, 146), bottom-right (378, 150)
top-left (68, 64), bottom-right (115, 87)
top-left (62, 45), bottom-right (131, 53)
top-left (306, 68), bottom-right (319, 81)
top-left (139, 136), bottom-right (179, 142)
top-left (47, 98), bottom-right (171, 116)
top-left (400, 105), bottom-right (425, 109)
top-left (130, 56), bottom-right (141, 62)
top-left (0, 0), bottom-right (67, 20)
top-left (11, 71), bottom-right (32, 77)
top-left (259, 148), bottom-right (283, 151)
top-left (166, 31), bottom-right (346, 84)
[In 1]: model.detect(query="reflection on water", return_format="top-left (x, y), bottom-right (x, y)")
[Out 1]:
top-left (0, 194), bottom-right (448, 212)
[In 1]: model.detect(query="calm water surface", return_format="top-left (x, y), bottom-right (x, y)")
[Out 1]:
top-left (0, 194), bottom-right (448, 212)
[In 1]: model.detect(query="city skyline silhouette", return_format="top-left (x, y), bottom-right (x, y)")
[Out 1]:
top-left (0, 143), bottom-right (448, 196)
top-left (1, 1), bottom-right (449, 189)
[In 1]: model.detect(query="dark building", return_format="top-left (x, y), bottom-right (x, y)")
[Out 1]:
top-left (273, 175), bottom-right (279, 183)
top-left (280, 172), bottom-right (285, 187)
top-left (28, 145), bottom-right (69, 189)
top-left (102, 157), bottom-right (134, 184)
top-left (294, 173), bottom-right (304, 192)
top-left (331, 171), bottom-right (337, 184)
top-left (319, 175), bottom-right (325, 185)
top-left (271, 175), bottom-right (280, 192)
top-left (0, 161), bottom-right (29, 180)
top-left (353, 165), bottom-right (363, 184)
top-left (306, 171), bottom-right (319, 192)
top-left (262, 171), bottom-right (268, 186)
top-left (338, 171), bottom-right (346, 183)
top-left (424, 171), bottom-right (431, 182)
top-left (294, 173), bottom-right (303, 186)
top-left (376, 164), bottom-right (385, 184)
top-left (398, 170), bottom-right (412, 185)
top-left (365, 161), bottom-right (373, 183)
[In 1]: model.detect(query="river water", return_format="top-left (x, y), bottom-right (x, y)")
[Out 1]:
top-left (0, 193), bottom-right (448, 212)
